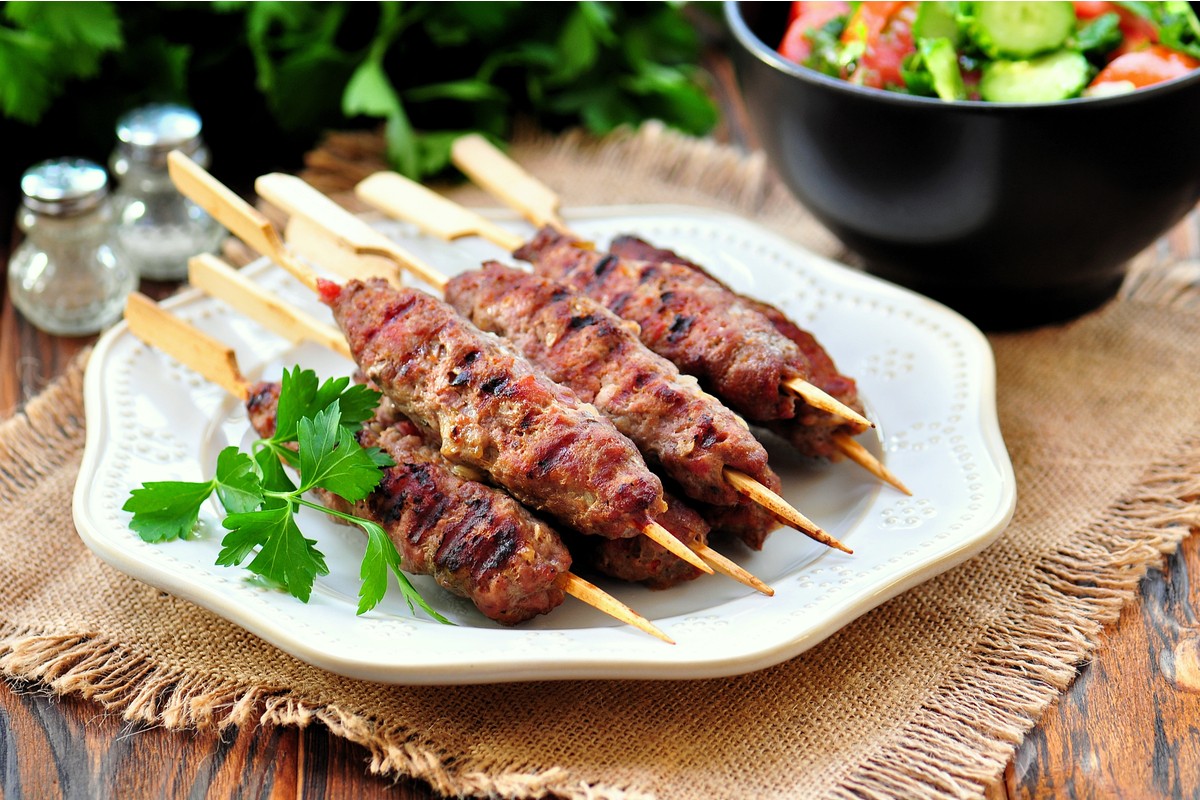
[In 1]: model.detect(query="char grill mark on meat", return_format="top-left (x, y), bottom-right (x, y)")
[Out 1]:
top-left (445, 261), bottom-right (782, 508)
top-left (244, 381), bottom-right (570, 624)
top-left (321, 278), bottom-right (666, 540)
top-left (607, 235), bottom-right (868, 459)
top-left (365, 385), bottom-right (714, 589)
top-left (609, 235), bottom-right (863, 403)
top-left (514, 227), bottom-right (801, 422)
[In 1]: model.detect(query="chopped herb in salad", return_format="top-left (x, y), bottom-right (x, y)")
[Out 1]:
top-left (776, 1), bottom-right (1200, 101)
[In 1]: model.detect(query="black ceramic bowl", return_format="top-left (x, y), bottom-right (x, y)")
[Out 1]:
top-left (726, 1), bottom-right (1200, 330)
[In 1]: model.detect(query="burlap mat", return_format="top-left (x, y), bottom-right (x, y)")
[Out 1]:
top-left (3, 124), bottom-right (1200, 800)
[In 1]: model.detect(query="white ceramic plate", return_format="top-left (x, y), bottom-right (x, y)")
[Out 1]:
top-left (73, 205), bottom-right (1015, 684)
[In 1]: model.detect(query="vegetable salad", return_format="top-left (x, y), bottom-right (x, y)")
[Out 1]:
top-left (776, 1), bottom-right (1200, 101)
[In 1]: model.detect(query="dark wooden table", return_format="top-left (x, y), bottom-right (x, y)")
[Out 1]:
top-left (4, 57), bottom-right (1200, 800)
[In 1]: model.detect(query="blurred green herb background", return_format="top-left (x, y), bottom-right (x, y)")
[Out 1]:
top-left (0, 0), bottom-right (719, 202)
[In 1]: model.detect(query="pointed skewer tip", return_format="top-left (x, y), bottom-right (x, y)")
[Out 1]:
top-left (691, 543), bottom-right (774, 596)
top-left (834, 434), bottom-right (911, 496)
top-left (722, 467), bottom-right (850, 553)
top-left (783, 377), bottom-right (874, 429)
top-left (556, 573), bottom-right (674, 644)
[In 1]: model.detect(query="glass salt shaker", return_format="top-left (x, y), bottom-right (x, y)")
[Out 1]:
top-left (109, 103), bottom-right (224, 280)
top-left (7, 158), bottom-right (136, 337)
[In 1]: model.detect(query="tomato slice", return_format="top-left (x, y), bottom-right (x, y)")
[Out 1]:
top-left (1089, 44), bottom-right (1200, 89)
top-left (1072, 1), bottom-right (1160, 57)
top-left (841, 2), bottom-right (918, 89)
top-left (778, 2), bottom-right (851, 62)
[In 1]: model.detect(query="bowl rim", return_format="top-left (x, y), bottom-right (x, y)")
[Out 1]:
top-left (724, 0), bottom-right (1200, 111)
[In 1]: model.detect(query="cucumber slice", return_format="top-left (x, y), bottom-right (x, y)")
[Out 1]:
top-left (921, 38), bottom-right (967, 100)
top-left (979, 50), bottom-right (1091, 103)
top-left (969, 1), bottom-right (1076, 59)
top-left (913, 2), bottom-right (963, 45)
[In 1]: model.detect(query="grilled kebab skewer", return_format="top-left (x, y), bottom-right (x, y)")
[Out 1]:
top-left (253, 174), bottom-right (848, 555)
top-left (188, 252), bottom-right (773, 595)
top-left (355, 159), bottom-right (905, 494)
top-left (444, 136), bottom-right (904, 487)
top-left (440, 136), bottom-right (868, 427)
top-left (361, 171), bottom-right (860, 426)
top-left (121, 292), bottom-right (672, 640)
top-left (447, 134), bottom-right (871, 428)
top-left (167, 151), bottom-right (714, 576)
top-left (601, 234), bottom-right (911, 495)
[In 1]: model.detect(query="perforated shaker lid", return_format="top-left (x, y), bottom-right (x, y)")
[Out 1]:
top-left (21, 158), bottom-right (109, 216)
top-left (114, 103), bottom-right (208, 169)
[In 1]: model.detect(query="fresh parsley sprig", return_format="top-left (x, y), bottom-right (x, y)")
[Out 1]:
top-left (2, 3), bottom-right (718, 182)
top-left (122, 367), bottom-right (450, 623)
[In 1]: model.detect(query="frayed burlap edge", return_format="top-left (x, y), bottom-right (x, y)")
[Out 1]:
top-left (0, 634), bottom-right (652, 800)
top-left (829, 445), bottom-right (1200, 799)
top-left (0, 627), bottom-right (605, 800)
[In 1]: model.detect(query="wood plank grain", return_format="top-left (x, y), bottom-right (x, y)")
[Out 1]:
top-left (997, 528), bottom-right (1200, 799)
top-left (0, 287), bottom-right (92, 420)
top-left (0, 678), bottom-right (435, 799)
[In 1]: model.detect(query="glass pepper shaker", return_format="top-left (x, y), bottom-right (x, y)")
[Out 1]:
top-left (109, 103), bottom-right (224, 280)
top-left (7, 158), bottom-right (136, 337)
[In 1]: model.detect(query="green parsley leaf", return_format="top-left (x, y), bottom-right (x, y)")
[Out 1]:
top-left (297, 404), bottom-right (394, 503)
top-left (122, 480), bottom-right (215, 543)
top-left (220, 505), bottom-right (329, 602)
top-left (255, 445), bottom-right (298, 494)
top-left (128, 368), bottom-right (446, 621)
top-left (357, 520), bottom-right (451, 622)
top-left (214, 447), bottom-right (263, 514)
top-left (272, 366), bottom-right (383, 444)
top-left (319, 381), bottom-right (381, 429)
top-left (273, 366), bottom-right (320, 442)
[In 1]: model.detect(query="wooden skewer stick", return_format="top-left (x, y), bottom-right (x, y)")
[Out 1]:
top-left (356, 169), bottom-right (527, 253)
top-left (267, 176), bottom-right (830, 576)
top-left (723, 467), bottom-right (851, 553)
top-left (170, 155), bottom-right (712, 579)
top-left (446, 135), bottom-right (876, 427)
top-left (169, 153), bottom-right (401, 290)
top-left (124, 292), bottom-right (248, 401)
top-left (642, 520), bottom-right (711, 574)
top-left (257, 172), bottom-right (441, 289)
top-left (782, 378), bottom-right (873, 430)
top-left (691, 543), bottom-right (774, 597)
top-left (168, 151), bottom-right (318, 293)
top-left (450, 133), bottom-right (568, 232)
top-left (555, 573), bottom-right (673, 643)
top-left (123, 292), bottom-right (673, 643)
top-left (187, 254), bottom-right (352, 360)
top-left (723, 468), bottom-right (852, 554)
top-left (834, 434), bottom-right (911, 496)
top-left (283, 215), bottom-right (410, 290)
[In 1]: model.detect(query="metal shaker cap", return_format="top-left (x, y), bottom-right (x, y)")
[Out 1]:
top-left (21, 158), bottom-right (109, 216)
top-left (113, 103), bottom-right (209, 171)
